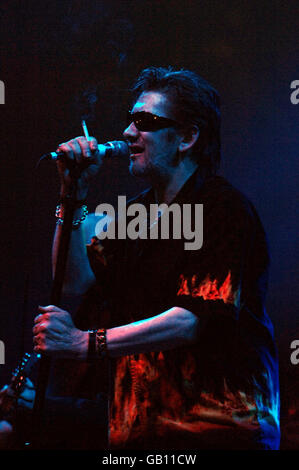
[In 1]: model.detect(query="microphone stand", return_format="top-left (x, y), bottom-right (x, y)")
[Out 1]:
top-left (31, 167), bottom-right (80, 448)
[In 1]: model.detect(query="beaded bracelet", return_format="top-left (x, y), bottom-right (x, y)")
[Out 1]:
top-left (87, 328), bottom-right (108, 361)
top-left (96, 328), bottom-right (108, 359)
top-left (55, 204), bottom-right (88, 229)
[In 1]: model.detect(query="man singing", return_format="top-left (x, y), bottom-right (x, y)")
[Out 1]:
top-left (32, 66), bottom-right (280, 450)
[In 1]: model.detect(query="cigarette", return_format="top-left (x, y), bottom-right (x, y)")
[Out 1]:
top-left (81, 119), bottom-right (90, 141)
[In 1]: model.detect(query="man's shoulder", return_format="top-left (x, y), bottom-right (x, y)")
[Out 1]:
top-left (199, 175), bottom-right (246, 201)
top-left (199, 175), bottom-right (257, 218)
top-left (196, 175), bottom-right (270, 253)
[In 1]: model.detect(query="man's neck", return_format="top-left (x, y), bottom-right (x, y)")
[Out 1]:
top-left (153, 160), bottom-right (199, 205)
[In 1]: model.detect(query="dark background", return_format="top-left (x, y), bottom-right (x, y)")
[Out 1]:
top-left (0, 0), bottom-right (298, 449)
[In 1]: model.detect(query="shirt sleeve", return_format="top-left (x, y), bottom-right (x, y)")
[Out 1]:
top-left (175, 187), bottom-right (261, 322)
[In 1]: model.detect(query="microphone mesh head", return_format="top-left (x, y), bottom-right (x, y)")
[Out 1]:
top-left (106, 141), bottom-right (129, 158)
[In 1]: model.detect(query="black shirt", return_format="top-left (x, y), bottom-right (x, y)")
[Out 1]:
top-left (80, 170), bottom-right (280, 450)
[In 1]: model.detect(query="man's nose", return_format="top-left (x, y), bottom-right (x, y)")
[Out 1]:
top-left (123, 122), bottom-right (139, 140)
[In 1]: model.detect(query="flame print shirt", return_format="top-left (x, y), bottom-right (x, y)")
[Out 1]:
top-left (85, 170), bottom-right (280, 450)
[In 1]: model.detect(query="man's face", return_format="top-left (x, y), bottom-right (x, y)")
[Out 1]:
top-left (123, 91), bottom-right (181, 182)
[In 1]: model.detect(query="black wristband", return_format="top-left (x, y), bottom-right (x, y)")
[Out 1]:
top-left (87, 330), bottom-right (97, 362)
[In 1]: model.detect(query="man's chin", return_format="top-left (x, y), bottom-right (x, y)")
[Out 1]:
top-left (129, 161), bottom-right (147, 178)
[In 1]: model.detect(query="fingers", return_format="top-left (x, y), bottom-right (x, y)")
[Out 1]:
top-left (56, 136), bottom-right (100, 199)
top-left (32, 305), bottom-right (73, 355)
top-left (88, 137), bottom-right (98, 153)
top-left (38, 304), bottom-right (61, 313)
top-left (76, 137), bottom-right (92, 159)
top-left (33, 328), bottom-right (52, 354)
top-left (33, 306), bottom-right (60, 352)
top-left (57, 136), bottom-right (98, 164)
top-left (34, 305), bottom-right (57, 325)
top-left (33, 333), bottom-right (44, 354)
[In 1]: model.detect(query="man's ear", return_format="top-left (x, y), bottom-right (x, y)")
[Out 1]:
top-left (178, 125), bottom-right (200, 154)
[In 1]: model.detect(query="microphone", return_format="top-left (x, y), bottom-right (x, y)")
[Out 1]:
top-left (40, 140), bottom-right (129, 162)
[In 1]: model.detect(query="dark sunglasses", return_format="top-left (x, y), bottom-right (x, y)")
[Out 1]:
top-left (127, 111), bottom-right (180, 132)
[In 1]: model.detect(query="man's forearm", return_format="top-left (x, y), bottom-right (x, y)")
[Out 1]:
top-left (106, 307), bottom-right (199, 357)
top-left (33, 306), bottom-right (200, 360)
top-left (52, 207), bottom-right (95, 295)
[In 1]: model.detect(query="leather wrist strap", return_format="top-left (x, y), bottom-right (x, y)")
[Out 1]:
top-left (87, 330), bottom-right (97, 362)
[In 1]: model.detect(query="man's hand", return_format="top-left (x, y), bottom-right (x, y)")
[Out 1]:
top-left (56, 136), bottom-right (103, 200)
top-left (0, 420), bottom-right (13, 449)
top-left (0, 377), bottom-right (35, 449)
top-left (0, 378), bottom-right (35, 411)
top-left (18, 378), bottom-right (35, 409)
top-left (33, 306), bottom-right (88, 360)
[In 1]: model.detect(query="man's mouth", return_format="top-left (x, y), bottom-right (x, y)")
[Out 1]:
top-left (129, 145), bottom-right (144, 158)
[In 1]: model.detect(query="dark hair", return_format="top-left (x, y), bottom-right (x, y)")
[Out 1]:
top-left (131, 66), bottom-right (221, 176)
